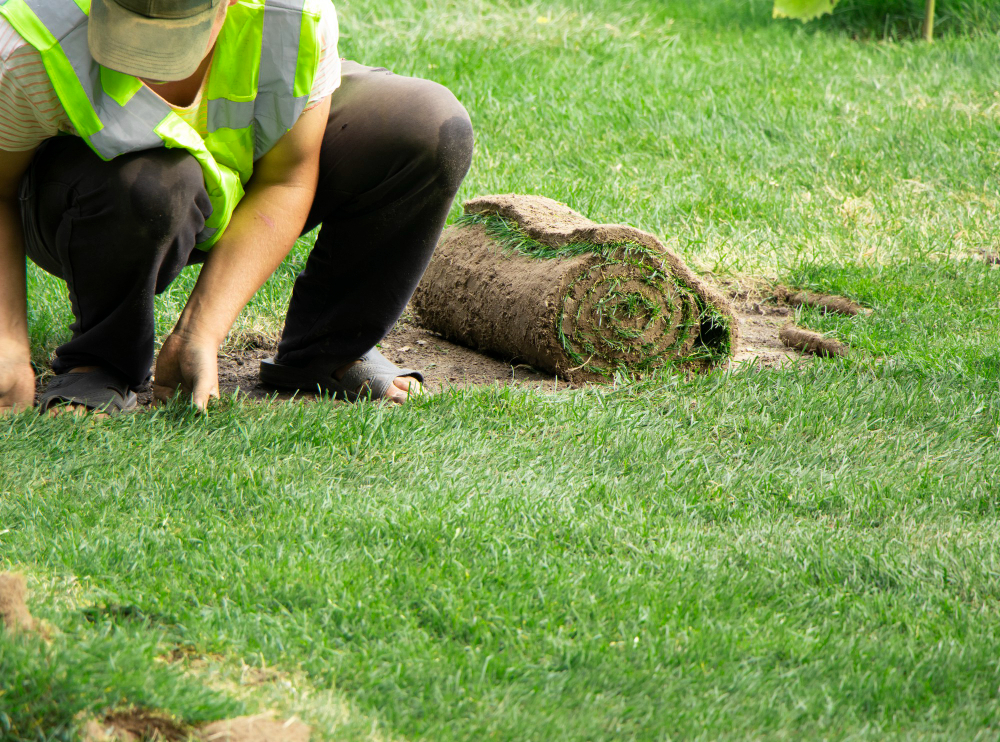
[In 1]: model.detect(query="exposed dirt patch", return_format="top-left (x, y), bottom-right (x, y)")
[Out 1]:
top-left (82, 709), bottom-right (188, 742)
top-left (35, 276), bottom-right (850, 410)
top-left (779, 324), bottom-right (849, 357)
top-left (193, 287), bottom-right (806, 400)
top-left (0, 572), bottom-right (35, 634)
top-left (125, 321), bottom-right (558, 407)
top-left (720, 279), bottom-right (803, 369)
top-left (35, 294), bottom-right (810, 409)
top-left (81, 712), bottom-right (309, 742)
top-left (199, 715), bottom-right (310, 742)
top-left (376, 322), bottom-right (560, 390)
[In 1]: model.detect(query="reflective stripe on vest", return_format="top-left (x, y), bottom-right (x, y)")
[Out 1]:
top-left (0, 0), bottom-right (322, 249)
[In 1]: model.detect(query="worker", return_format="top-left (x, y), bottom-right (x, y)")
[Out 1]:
top-left (0, 0), bottom-right (473, 415)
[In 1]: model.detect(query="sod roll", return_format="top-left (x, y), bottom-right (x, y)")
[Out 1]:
top-left (778, 324), bottom-right (848, 357)
top-left (411, 194), bottom-right (738, 383)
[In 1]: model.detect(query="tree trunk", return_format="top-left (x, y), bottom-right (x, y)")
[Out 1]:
top-left (923, 0), bottom-right (936, 41)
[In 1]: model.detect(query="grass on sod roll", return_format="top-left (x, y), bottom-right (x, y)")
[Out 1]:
top-left (5, 0), bottom-right (1000, 739)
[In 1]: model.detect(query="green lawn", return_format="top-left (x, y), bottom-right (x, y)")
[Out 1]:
top-left (3, 1), bottom-right (1000, 740)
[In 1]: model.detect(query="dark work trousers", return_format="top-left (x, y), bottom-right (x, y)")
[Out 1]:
top-left (18, 61), bottom-right (474, 390)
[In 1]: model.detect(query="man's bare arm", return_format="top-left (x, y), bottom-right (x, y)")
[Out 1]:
top-left (153, 95), bottom-right (332, 409)
top-left (0, 147), bottom-right (38, 414)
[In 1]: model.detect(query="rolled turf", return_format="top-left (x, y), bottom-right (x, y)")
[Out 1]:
top-left (412, 194), bottom-right (738, 383)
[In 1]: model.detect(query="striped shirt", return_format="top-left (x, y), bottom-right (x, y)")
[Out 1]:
top-left (0, 4), bottom-right (341, 152)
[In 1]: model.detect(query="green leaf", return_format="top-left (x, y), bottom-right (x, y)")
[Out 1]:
top-left (773, 0), bottom-right (839, 22)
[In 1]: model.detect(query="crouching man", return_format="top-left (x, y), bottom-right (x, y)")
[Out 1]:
top-left (0, 0), bottom-right (473, 415)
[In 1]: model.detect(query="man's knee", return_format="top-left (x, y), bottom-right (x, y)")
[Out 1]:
top-left (107, 150), bottom-right (211, 251)
top-left (32, 140), bottom-right (210, 272)
top-left (435, 93), bottom-right (475, 192)
top-left (390, 78), bottom-right (474, 192)
top-left (426, 84), bottom-right (474, 190)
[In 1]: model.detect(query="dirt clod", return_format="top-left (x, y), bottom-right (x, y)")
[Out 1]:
top-left (198, 715), bottom-right (310, 742)
top-left (83, 711), bottom-right (309, 742)
top-left (81, 719), bottom-right (131, 742)
top-left (773, 286), bottom-right (871, 316)
top-left (0, 572), bottom-right (35, 634)
top-left (778, 324), bottom-right (848, 357)
top-left (84, 709), bottom-right (189, 742)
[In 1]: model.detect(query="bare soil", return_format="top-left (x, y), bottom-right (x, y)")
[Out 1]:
top-left (82, 712), bottom-right (309, 742)
top-left (728, 300), bottom-right (802, 368)
top-left (82, 709), bottom-right (188, 742)
top-left (181, 285), bottom-right (806, 403)
top-left (0, 572), bottom-right (35, 634)
top-left (34, 279), bottom-right (829, 409)
top-left (198, 715), bottom-right (310, 742)
top-left (720, 279), bottom-right (805, 369)
top-left (128, 320), bottom-right (558, 407)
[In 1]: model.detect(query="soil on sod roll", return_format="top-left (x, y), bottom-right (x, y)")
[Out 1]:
top-left (411, 195), bottom-right (738, 383)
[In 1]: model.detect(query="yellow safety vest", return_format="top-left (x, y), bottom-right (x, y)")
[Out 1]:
top-left (0, 0), bottom-right (322, 249)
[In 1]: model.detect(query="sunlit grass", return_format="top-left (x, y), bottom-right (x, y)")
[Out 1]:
top-left (6, 0), bottom-right (1000, 740)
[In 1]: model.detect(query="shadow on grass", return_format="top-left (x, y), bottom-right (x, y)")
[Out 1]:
top-left (669, 0), bottom-right (1000, 39)
top-left (797, 0), bottom-right (1000, 40)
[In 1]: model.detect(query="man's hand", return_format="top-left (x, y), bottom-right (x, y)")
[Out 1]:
top-left (160, 96), bottom-right (332, 408)
top-left (0, 352), bottom-right (35, 415)
top-left (0, 147), bottom-right (38, 416)
top-left (152, 330), bottom-right (220, 411)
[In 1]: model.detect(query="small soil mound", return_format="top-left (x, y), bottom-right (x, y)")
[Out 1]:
top-left (83, 712), bottom-right (309, 742)
top-left (779, 324), bottom-right (849, 357)
top-left (83, 709), bottom-right (188, 742)
top-left (411, 195), bottom-right (738, 383)
top-left (773, 285), bottom-right (871, 316)
top-left (0, 572), bottom-right (35, 633)
top-left (198, 715), bottom-right (310, 742)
